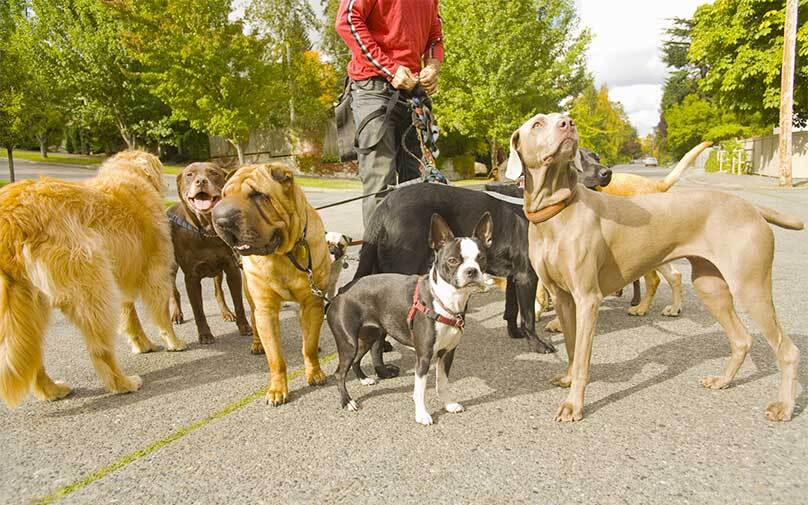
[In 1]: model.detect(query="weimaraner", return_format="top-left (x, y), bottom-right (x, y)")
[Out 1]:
top-left (505, 112), bottom-right (803, 423)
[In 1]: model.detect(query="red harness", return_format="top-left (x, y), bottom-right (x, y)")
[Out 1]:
top-left (406, 276), bottom-right (465, 338)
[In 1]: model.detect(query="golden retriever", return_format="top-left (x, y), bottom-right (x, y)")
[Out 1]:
top-left (0, 150), bottom-right (186, 409)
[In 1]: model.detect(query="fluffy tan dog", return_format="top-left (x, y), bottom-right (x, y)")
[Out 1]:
top-left (0, 151), bottom-right (186, 409)
top-left (212, 164), bottom-right (331, 406)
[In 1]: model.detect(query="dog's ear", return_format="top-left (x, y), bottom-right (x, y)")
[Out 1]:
top-left (504, 130), bottom-right (523, 180)
top-left (572, 149), bottom-right (584, 174)
top-left (473, 212), bottom-right (494, 248)
top-left (429, 213), bottom-right (454, 250)
top-left (269, 164), bottom-right (294, 189)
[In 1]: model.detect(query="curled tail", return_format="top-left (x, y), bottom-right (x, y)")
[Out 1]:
top-left (352, 211), bottom-right (386, 282)
top-left (0, 272), bottom-right (48, 409)
top-left (757, 206), bottom-right (805, 231)
top-left (659, 141), bottom-right (713, 192)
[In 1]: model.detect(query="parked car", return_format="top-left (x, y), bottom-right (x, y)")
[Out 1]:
top-left (642, 156), bottom-right (658, 167)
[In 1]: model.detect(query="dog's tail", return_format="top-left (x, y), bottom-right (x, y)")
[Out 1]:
top-left (353, 212), bottom-right (385, 281)
top-left (0, 271), bottom-right (47, 409)
top-left (756, 206), bottom-right (805, 231)
top-left (659, 141), bottom-right (713, 192)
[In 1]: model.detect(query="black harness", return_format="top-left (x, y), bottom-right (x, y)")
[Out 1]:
top-left (168, 212), bottom-right (220, 239)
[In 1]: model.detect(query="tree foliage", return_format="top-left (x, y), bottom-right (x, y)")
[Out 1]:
top-left (569, 84), bottom-right (638, 165)
top-left (437, 0), bottom-right (591, 167)
top-left (689, 0), bottom-right (808, 124)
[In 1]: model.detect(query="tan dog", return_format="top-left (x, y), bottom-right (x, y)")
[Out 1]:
top-left (595, 144), bottom-right (711, 317)
top-left (212, 164), bottom-right (331, 405)
top-left (0, 151), bottom-right (186, 409)
top-left (541, 143), bottom-right (710, 332)
top-left (506, 113), bottom-right (802, 423)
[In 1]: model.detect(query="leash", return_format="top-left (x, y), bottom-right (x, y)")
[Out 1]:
top-left (284, 217), bottom-right (329, 302)
top-left (406, 275), bottom-right (465, 339)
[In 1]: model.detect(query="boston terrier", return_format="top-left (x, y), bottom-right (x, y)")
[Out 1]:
top-left (326, 212), bottom-right (493, 426)
top-left (325, 231), bottom-right (352, 300)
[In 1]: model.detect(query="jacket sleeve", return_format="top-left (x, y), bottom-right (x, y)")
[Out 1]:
top-left (424, 3), bottom-right (444, 61)
top-left (335, 0), bottom-right (398, 80)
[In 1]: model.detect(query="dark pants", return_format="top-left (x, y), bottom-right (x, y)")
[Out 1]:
top-left (351, 78), bottom-right (422, 227)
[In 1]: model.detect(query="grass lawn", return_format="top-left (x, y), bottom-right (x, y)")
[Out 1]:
top-left (0, 180), bottom-right (7, 188)
top-left (0, 149), bottom-right (104, 167)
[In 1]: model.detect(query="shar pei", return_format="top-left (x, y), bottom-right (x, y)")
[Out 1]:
top-left (0, 150), bottom-right (186, 409)
top-left (212, 164), bottom-right (331, 406)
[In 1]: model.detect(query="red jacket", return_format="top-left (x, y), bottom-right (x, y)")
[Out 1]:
top-left (335, 0), bottom-right (444, 82)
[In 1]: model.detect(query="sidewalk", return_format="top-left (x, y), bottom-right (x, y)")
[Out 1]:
top-left (683, 168), bottom-right (808, 191)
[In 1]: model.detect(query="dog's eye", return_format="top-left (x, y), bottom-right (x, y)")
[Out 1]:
top-left (185, 172), bottom-right (194, 178)
top-left (448, 257), bottom-right (460, 266)
top-left (533, 121), bottom-right (544, 129)
top-left (250, 191), bottom-right (269, 201)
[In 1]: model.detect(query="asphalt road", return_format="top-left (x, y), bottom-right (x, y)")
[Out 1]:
top-left (1, 162), bottom-right (806, 504)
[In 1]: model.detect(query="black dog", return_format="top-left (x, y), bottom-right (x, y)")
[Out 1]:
top-left (352, 148), bottom-right (612, 361)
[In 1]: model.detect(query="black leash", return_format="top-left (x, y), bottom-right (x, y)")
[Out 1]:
top-left (167, 212), bottom-right (220, 239)
top-left (284, 217), bottom-right (329, 302)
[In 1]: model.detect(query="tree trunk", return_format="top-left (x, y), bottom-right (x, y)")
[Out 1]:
top-left (489, 138), bottom-right (499, 180)
top-left (234, 143), bottom-right (245, 165)
top-left (115, 116), bottom-right (135, 150)
top-left (7, 146), bottom-right (15, 183)
top-left (38, 136), bottom-right (48, 158)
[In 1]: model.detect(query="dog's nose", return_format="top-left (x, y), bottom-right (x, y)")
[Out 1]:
top-left (598, 167), bottom-right (612, 180)
top-left (557, 118), bottom-right (573, 131)
top-left (212, 201), bottom-right (239, 230)
top-left (463, 267), bottom-right (480, 279)
top-left (195, 178), bottom-right (209, 187)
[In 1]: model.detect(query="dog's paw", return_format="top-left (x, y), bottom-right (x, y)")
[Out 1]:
top-left (238, 323), bottom-right (253, 337)
top-left (345, 400), bottom-right (359, 412)
top-left (306, 369), bottom-right (328, 386)
top-left (700, 375), bottom-right (731, 390)
top-left (131, 339), bottom-right (158, 354)
top-left (360, 377), bottom-right (377, 386)
top-left (415, 410), bottom-right (434, 426)
top-left (171, 312), bottom-right (184, 325)
top-left (662, 305), bottom-right (681, 317)
top-left (265, 385), bottom-right (288, 407)
top-left (626, 305), bottom-right (649, 317)
top-left (550, 373), bottom-right (572, 388)
top-left (250, 342), bottom-right (265, 355)
top-left (375, 364), bottom-right (400, 379)
top-left (35, 380), bottom-right (73, 402)
top-left (544, 318), bottom-right (562, 333)
top-left (528, 337), bottom-right (556, 354)
top-left (198, 332), bottom-right (216, 345)
top-left (221, 310), bottom-right (236, 322)
top-left (112, 375), bottom-right (143, 394)
top-left (445, 403), bottom-right (465, 414)
top-left (553, 401), bottom-right (583, 422)
top-left (508, 326), bottom-right (527, 339)
top-left (165, 338), bottom-right (187, 352)
top-left (765, 401), bottom-right (794, 422)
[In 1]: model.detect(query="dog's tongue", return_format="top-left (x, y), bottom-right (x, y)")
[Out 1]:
top-left (194, 199), bottom-right (213, 211)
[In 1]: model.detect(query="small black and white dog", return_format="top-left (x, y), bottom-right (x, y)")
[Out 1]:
top-left (327, 213), bottom-right (493, 425)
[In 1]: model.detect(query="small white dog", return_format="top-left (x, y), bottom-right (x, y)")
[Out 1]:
top-left (325, 232), bottom-right (352, 300)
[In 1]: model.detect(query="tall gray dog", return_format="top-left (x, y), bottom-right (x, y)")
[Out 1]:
top-left (505, 112), bottom-right (803, 423)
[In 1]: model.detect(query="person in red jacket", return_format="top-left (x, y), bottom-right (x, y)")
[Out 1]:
top-left (335, 0), bottom-right (445, 226)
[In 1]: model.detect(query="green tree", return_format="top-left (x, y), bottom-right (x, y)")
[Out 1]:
top-left (569, 84), bottom-right (638, 165)
top-left (437, 0), bottom-right (591, 171)
top-left (30, 0), bottom-right (164, 149)
top-left (118, 0), bottom-right (287, 164)
top-left (0, 0), bottom-right (32, 181)
top-left (689, 0), bottom-right (808, 125)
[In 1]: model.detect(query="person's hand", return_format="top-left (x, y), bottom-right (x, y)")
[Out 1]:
top-left (419, 62), bottom-right (440, 95)
top-left (392, 65), bottom-right (418, 91)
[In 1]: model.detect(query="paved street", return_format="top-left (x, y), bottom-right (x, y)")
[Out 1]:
top-left (1, 161), bottom-right (806, 504)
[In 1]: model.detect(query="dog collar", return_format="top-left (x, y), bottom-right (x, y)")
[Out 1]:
top-left (407, 276), bottom-right (465, 337)
top-left (168, 213), bottom-right (220, 239)
top-left (523, 200), bottom-right (568, 224)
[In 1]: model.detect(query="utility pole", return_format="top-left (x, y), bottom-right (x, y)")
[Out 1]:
top-left (778, 0), bottom-right (798, 187)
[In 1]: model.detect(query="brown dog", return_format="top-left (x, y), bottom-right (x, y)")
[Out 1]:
top-left (0, 151), bottom-right (186, 409)
top-left (168, 162), bottom-right (252, 344)
top-left (212, 164), bottom-right (331, 405)
top-left (506, 112), bottom-right (802, 423)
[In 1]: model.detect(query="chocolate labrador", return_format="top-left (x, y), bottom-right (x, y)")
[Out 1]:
top-left (168, 162), bottom-right (252, 344)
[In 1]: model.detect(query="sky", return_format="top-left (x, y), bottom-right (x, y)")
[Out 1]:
top-left (576, 0), bottom-right (710, 136)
